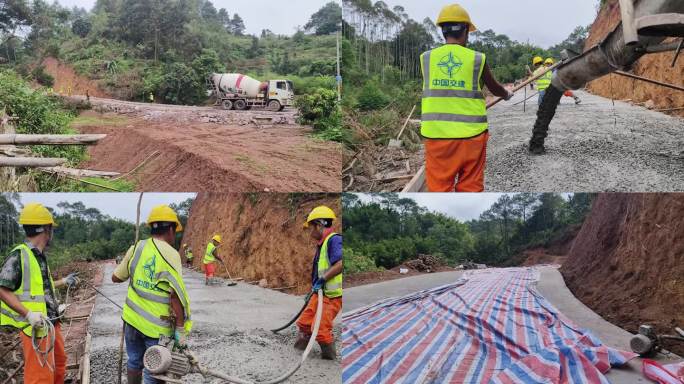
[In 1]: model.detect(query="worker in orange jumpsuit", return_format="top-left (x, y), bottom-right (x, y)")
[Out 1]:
top-left (295, 206), bottom-right (342, 360)
top-left (421, 4), bottom-right (513, 192)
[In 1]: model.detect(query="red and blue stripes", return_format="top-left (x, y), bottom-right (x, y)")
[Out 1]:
top-left (342, 268), bottom-right (636, 384)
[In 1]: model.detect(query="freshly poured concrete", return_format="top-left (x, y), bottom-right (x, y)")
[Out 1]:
top-left (344, 266), bottom-right (682, 383)
top-left (89, 262), bottom-right (341, 383)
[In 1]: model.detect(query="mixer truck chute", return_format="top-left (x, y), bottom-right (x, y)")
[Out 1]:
top-left (207, 73), bottom-right (294, 112)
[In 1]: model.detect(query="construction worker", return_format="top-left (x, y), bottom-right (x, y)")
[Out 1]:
top-left (112, 205), bottom-right (192, 384)
top-left (528, 56), bottom-right (544, 90)
top-left (203, 234), bottom-right (223, 285)
top-left (295, 206), bottom-right (342, 360)
top-left (183, 244), bottom-right (194, 268)
top-left (421, 4), bottom-right (513, 192)
top-left (535, 58), bottom-right (581, 105)
top-left (534, 58), bottom-right (555, 105)
top-left (0, 203), bottom-right (79, 384)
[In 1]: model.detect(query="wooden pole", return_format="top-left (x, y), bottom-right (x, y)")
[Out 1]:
top-left (0, 134), bottom-right (106, 145)
top-left (395, 105), bottom-right (417, 140)
top-left (0, 157), bottom-right (66, 167)
top-left (81, 333), bottom-right (92, 384)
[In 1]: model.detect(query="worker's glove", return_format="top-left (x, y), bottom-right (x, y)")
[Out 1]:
top-left (62, 273), bottom-right (80, 288)
top-left (174, 329), bottom-right (188, 348)
top-left (25, 311), bottom-right (47, 329)
top-left (313, 277), bottom-right (326, 292)
top-left (504, 90), bottom-right (514, 101)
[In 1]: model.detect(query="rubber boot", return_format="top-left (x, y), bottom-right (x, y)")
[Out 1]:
top-left (294, 333), bottom-right (311, 350)
top-left (127, 369), bottom-right (143, 384)
top-left (319, 341), bottom-right (336, 360)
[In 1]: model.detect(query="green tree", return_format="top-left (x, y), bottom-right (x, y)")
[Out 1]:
top-left (305, 1), bottom-right (341, 35)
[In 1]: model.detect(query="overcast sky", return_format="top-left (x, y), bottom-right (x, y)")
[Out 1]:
top-left (356, 193), bottom-right (573, 221)
top-left (54, 0), bottom-right (333, 36)
top-left (352, 0), bottom-right (598, 48)
top-left (10, 193), bottom-right (195, 223)
top-left (356, 193), bottom-right (510, 221)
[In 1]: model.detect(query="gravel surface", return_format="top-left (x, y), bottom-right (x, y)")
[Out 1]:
top-left (89, 263), bottom-right (340, 383)
top-left (486, 90), bottom-right (684, 192)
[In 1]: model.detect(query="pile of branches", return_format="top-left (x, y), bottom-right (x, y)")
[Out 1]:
top-left (403, 254), bottom-right (444, 273)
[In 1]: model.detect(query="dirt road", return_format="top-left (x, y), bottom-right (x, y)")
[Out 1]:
top-left (89, 262), bottom-right (340, 383)
top-left (486, 90), bottom-right (684, 192)
top-left (71, 97), bottom-right (342, 192)
top-left (344, 266), bottom-right (681, 383)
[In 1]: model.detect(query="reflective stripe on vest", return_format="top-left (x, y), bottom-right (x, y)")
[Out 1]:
top-left (536, 69), bottom-right (553, 91)
top-left (122, 239), bottom-right (193, 338)
top-left (0, 244), bottom-right (53, 337)
top-left (318, 233), bottom-right (342, 298)
top-left (203, 243), bottom-right (216, 264)
top-left (421, 45), bottom-right (487, 139)
top-left (186, 251), bottom-right (193, 260)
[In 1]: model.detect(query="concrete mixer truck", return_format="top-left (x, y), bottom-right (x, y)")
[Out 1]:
top-left (207, 73), bottom-right (294, 112)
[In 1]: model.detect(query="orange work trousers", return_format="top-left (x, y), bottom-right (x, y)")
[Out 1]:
top-left (425, 132), bottom-right (489, 192)
top-left (296, 294), bottom-right (342, 344)
top-left (20, 323), bottom-right (66, 384)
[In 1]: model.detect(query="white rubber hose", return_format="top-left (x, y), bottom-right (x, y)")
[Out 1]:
top-left (206, 289), bottom-right (325, 384)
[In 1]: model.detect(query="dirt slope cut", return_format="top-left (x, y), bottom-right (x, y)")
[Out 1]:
top-left (561, 194), bottom-right (684, 355)
top-left (41, 57), bottom-right (110, 97)
top-left (584, 0), bottom-right (684, 117)
top-left (181, 193), bottom-right (341, 295)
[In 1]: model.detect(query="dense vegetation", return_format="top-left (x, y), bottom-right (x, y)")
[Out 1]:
top-left (0, 194), bottom-right (194, 270)
top-left (343, 193), bottom-right (594, 273)
top-left (0, 0), bottom-right (340, 103)
top-left (341, 0), bottom-right (591, 148)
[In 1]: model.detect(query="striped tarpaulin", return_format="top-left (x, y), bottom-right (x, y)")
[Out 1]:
top-left (342, 267), bottom-right (636, 383)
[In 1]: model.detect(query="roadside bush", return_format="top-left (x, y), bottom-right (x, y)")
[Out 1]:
top-left (31, 65), bottom-right (55, 87)
top-left (344, 248), bottom-right (383, 274)
top-left (0, 70), bottom-right (83, 163)
top-left (295, 87), bottom-right (344, 142)
top-left (356, 82), bottom-right (390, 111)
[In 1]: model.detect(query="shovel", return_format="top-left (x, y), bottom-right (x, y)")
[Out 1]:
top-left (388, 105), bottom-right (416, 149)
top-left (218, 259), bottom-right (237, 286)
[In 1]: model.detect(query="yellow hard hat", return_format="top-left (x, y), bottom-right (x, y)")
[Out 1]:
top-left (304, 206), bottom-right (336, 228)
top-left (183, 243), bottom-right (188, 247)
top-left (545, 58), bottom-right (555, 65)
top-left (212, 234), bottom-right (222, 243)
top-left (19, 203), bottom-right (56, 226)
top-left (437, 4), bottom-right (477, 32)
top-left (147, 205), bottom-right (183, 232)
top-left (533, 56), bottom-right (543, 66)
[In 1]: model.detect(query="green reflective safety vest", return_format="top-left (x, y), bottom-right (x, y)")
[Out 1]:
top-left (420, 44), bottom-right (487, 139)
top-left (536, 68), bottom-right (553, 91)
top-left (318, 233), bottom-right (342, 298)
top-left (0, 243), bottom-right (55, 337)
top-left (203, 242), bottom-right (216, 264)
top-left (122, 239), bottom-right (192, 339)
top-left (186, 250), bottom-right (193, 260)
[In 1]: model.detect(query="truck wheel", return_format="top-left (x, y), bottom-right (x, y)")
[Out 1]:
top-left (234, 99), bottom-right (247, 110)
top-left (222, 100), bottom-right (233, 110)
top-left (268, 100), bottom-right (281, 111)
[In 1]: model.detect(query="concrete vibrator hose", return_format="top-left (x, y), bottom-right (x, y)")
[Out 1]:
top-left (270, 290), bottom-right (314, 334)
top-left (143, 289), bottom-right (326, 384)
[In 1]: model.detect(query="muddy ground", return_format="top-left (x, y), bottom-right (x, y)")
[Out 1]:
top-left (68, 97), bottom-right (342, 192)
top-left (89, 262), bottom-right (341, 383)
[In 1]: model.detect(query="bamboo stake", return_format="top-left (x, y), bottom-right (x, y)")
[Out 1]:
top-left (614, 70), bottom-right (684, 92)
top-left (81, 333), bottom-right (91, 384)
